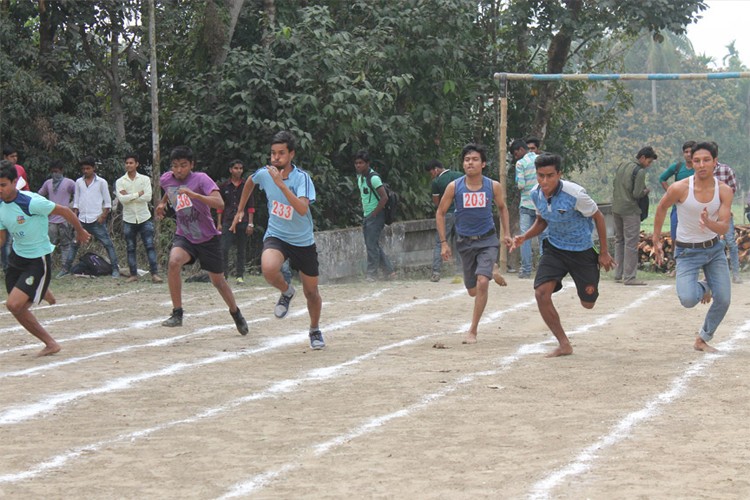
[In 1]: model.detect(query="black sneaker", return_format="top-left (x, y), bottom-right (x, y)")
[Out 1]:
top-left (309, 330), bottom-right (325, 350)
top-left (274, 285), bottom-right (295, 318)
top-left (162, 311), bottom-right (183, 327)
top-left (231, 308), bottom-right (249, 336)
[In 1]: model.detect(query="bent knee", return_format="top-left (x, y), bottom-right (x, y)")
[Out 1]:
top-left (6, 299), bottom-right (28, 315)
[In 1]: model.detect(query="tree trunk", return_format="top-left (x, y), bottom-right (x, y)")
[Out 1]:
top-left (213, 0), bottom-right (245, 69)
top-left (262, 0), bottom-right (276, 49)
top-left (38, 0), bottom-right (57, 80)
top-left (109, 24), bottom-right (126, 145)
top-left (531, 0), bottom-right (581, 141)
top-left (147, 0), bottom-right (161, 252)
top-left (651, 80), bottom-right (658, 114)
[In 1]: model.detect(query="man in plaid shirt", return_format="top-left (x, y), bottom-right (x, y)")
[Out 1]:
top-left (711, 142), bottom-right (742, 284)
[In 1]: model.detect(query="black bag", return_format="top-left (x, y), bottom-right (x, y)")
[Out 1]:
top-left (365, 171), bottom-right (399, 225)
top-left (631, 166), bottom-right (649, 222)
top-left (71, 252), bottom-right (113, 276)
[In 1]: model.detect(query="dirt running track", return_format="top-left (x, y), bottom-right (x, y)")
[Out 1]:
top-left (1, 275), bottom-right (749, 499)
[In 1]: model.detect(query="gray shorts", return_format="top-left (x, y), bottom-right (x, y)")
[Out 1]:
top-left (456, 234), bottom-right (499, 289)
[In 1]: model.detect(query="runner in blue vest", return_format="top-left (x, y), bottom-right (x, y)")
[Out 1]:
top-left (436, 143), bottom-right (512, 345)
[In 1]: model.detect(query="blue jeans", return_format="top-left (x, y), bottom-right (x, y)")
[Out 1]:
top-left (221, 221), bottom-right (247, 278)
top-left (124, 220), bottom-right (159, 275)
top-left (519, 206), bottom-right (544, 275)
top-left (69, 220), bottom-right (119, 274)
top-left (49, 222), bottom-right (75, 272)
top-left (363, 211), bottom-right (393, 278)
top-left (724, 215), bottom-right (740, 278)
top-left (675, 241), bottom-right (731, 342)
top-left (432, 212), bottom-right (460, 273)
top-left (1, 235), bottom-right (12, 272)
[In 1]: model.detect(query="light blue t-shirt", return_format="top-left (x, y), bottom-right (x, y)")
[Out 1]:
top-left (0, 191), bottom-right (56, 258)
top-left (252, 165), bottom-right (316, 247)
top-left (530, 179), bottom-right (597, 252)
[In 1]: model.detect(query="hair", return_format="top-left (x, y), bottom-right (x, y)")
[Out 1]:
top-left (229, 159), bottom-right (244, 169)
top-left (271, 131), bottom-right (296, 152)
top-left (534, 153), bottom-right (562, 171)
top-left (354, 150), bottom-right (370, 163)
top-left (0, 160), bottom-right (18, 181)
top-left (682, 140), bottom-right (696, 152)
top-left (2, 146), bottom-right (17, 158)
top-left (636, 146), bottom-right (658, 160)
top-left (461, 143), bottom-right (487, 163)
top-left (125, 152), bottom-right (140, 163)
top-left (49, 160), bottom-right (65, 172)
top-left (509, 139), bottom-right (528, 155)
top-left (423, 159), bottom-right (443, 172)
top-left (169, 146), bottom-right (194, 162)
top-left (709, 141), bottom-right (720, 155)
top-left (525, 136), bottom-right (541, 148)
top-left (79, 156), bottom-right (97, 168)
top-left (691, 141), bottom-right (717, 159)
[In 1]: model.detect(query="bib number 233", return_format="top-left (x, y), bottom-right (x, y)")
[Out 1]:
top-left (271, 200), bottom-right (294, 220)
top-left (463, 192), bottom-right (487, 208)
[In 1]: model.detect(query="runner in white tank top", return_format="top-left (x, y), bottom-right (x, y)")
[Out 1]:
top-left (651, 142), bottom-right (733, 353)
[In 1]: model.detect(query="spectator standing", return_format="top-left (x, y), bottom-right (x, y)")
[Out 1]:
top-left (38, 160), bottom-right (76, 277)
top-left (711, 142), bottom-right (742, 284)
top-left (511, 138), bottom-right (541, 279)
top-left (659, 141), bottom-right (695, 242)
top-left (217, 160), bottom-right (255, 284)
top-left (70, 157), bottom-right (120, 277)
top-left (1, 146), bottom-right (30, 273)
top-left (115, 153), bottom-right (162, 283)
top-left (355, 150), bottom-right (395, 282)
top-left (424, 159), bottom-right (462, 282)
top-left (612, 146), bottom-right (657, 285)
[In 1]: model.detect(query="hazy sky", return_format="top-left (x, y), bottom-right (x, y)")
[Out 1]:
top-left (686, 0), bottom-right (750, 68)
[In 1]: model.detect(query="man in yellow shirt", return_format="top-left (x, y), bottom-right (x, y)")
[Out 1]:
top-left (115, 153), bottom-right (162, 283)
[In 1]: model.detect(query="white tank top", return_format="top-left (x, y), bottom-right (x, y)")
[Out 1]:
top-left (675, 176), bottom-right (720, 243)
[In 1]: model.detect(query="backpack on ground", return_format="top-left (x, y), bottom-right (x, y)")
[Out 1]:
top-left (365, 171), bottom-right (399, 225)
top-left (71, 252), bottom-right (113, 276)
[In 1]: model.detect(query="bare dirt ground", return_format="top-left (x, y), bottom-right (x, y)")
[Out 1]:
top-left (1, 272), bottom-right (750, 499)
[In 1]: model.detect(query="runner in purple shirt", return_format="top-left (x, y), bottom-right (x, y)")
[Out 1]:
top-left (156, 146), bottom-right (248, 335)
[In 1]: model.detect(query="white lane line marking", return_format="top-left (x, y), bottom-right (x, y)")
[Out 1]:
top-left (0, 294), bottom-right (275, 357)
top-left (0, 309), bottom-right (124, 335)
top-left (220, 286), bottom-right (669, 497)
top-left (0, 286), bottom-right (536, 484)
top-left (0, 289), bottom-right (145, 317)
top-left (527, 318), bottom-right (750, 500)
top-left (0, 290), bottom-right (467, 426)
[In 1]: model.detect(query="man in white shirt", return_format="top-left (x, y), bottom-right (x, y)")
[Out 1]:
top-left (70, 156), bottom-right (120, 277)
top-left (115, 153), bottom-right (162, 283)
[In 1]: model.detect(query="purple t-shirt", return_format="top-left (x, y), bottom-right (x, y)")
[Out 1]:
top-left (38, 177), bottom-right (76, 224)
top-left (160, 171), bottom-right (221, 244)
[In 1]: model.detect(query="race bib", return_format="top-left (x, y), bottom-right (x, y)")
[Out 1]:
top-left (175, 192), bottom-right (193, 211)
top-left (463, 192), bottom-right (487, 208)
top-left (271, 200), bottom-right (294, 220)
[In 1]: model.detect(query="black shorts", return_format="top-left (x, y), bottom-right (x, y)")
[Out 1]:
top-left (171, 235), bottom-right (224, 274)
top-left (534, 240), bottom-right (600, 303)
top-left (263, 237), bottom-right (319, 277)
top-left (5, 252), bottom-right (52, 304)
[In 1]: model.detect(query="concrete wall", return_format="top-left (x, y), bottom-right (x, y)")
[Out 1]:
top-left (315, 204), bottom-right (614, 283)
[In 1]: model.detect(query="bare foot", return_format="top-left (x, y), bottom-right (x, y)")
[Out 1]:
top-left (545, 344), bottom-right (573, 358)
top-left (694, 337), bottom-right (718, 353)
top-left (36, 343), bottom-right (61, 357)
top-left (44, 290), bottom-right (56, 305)
top-left (462, 333), bottom-right (478, 344)
top-left (492, 264), bottom-right (507, 287)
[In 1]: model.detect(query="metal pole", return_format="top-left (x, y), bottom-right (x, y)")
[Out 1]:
top-left (497, 74), bottom-right (508, 273)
